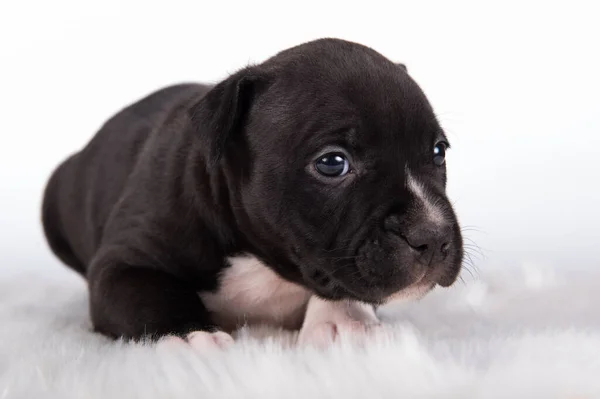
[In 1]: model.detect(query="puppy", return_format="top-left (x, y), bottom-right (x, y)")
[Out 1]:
top-left (41, 38), bottom-right (463, 348)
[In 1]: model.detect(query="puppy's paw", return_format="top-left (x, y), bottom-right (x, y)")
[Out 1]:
top-left (298, 319), bottom-right (382, 348)
top-left (157, 331), bottom-right (234, 352)
top-left (297, 296), bottom-right (382, 348)
top-left (297, 321), bottom-right (337, 347)
top-left (187, 331), bottom-right (234, 351)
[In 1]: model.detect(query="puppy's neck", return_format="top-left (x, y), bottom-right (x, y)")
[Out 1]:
top-left (184, 137), bottom-right (240, 251)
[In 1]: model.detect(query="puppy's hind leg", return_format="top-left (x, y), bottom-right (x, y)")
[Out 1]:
top-left (41, 156), bottom-right (85, 274)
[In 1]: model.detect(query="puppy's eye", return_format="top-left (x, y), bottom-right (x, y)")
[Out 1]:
top-left (433, 142), bottom-right (448, 166)
top-left (315, 152), bottom-right (350, 177)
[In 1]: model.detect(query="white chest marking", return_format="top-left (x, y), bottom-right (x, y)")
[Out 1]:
top-left (199, 255), bottom-right (311, 331)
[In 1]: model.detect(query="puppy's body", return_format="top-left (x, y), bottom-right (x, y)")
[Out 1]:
top-left (42, 39), bottom-right (463, 341)
top-left (44, 83), bottom-right (233, 337)
top-left (43, 84), bottom-right (209, 272)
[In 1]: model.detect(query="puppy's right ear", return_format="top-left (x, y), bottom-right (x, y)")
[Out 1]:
top-left (189, 67), bottom-right (267, 164)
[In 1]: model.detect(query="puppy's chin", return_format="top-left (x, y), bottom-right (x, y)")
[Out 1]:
top-left (383, 281), bottom-right (436, 304)
top-left (333, 267), bottom-right (435, 305)
top-left (300, 247), bottom-right (460, 304)
top-left (308, 273), bottom-right (435, 305)
top-left (301, 261), bottom-right (427, 305)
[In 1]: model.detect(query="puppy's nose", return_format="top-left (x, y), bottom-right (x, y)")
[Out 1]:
top-left (401, 224), bottom-right (452, 264)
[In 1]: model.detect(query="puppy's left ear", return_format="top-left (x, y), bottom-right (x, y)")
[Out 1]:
top-left (189, 67), bottom-right (267, 164)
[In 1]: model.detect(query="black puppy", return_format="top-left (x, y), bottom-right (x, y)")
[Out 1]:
top-left (42, 38), bottom-right (463, 348)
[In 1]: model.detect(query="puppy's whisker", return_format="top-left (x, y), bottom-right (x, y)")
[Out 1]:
top-left (463, 237), bottom-right (482, 246)
top-left (463, 249), bottom-right (477, 265)
top-left (327, 259), bottom-right (358, 276)
top-left (460, 225), bottom-right (486, 233)
top-left (319, 255), bottom-right (357, 260)
top-left (464, 245), bottom-right (485, 263)
top-left (461, 264), bottom-right (476, 280)
top-left (460, 253), bottom-right (480, 280)
top-left (463, 244), bottom-right (485, 259)
top-left (322, 243), bottom-right (357, 253)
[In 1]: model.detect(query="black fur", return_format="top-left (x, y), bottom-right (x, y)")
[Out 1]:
top-left (42, 38), bottom-right (463, 340)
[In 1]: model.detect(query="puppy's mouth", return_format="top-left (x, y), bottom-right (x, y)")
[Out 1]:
top-left (302, 264), bottom-right (428, 304)
top-left (302, 266), bottom-right (368, 302)
top-left (300, 235), bottom-right (462, 304)
top-left (306, 270), bottom-right (436, 304)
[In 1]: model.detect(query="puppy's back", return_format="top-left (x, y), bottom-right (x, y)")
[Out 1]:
top-left (41, 83), bottom-right (208, 274)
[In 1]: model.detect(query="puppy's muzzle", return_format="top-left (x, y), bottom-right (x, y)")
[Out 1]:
top-left (384, 214), bottom-right (458, 287)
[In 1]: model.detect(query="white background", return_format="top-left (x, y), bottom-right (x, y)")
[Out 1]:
top-left (1, 0), bottom-right (598, 275)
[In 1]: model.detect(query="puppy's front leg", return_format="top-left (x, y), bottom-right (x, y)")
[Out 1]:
top-left (297, 296), bottom-right (381, 346)
top-left (88, 249), bottom-right (232, 349)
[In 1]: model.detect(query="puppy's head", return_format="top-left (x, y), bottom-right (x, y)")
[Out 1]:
top-left (191, 38), bottom-right (463, 304)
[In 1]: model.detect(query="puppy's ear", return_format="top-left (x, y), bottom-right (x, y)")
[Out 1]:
top-left (396, 63), bottom-right (408, 72)
top-left (189, 67), bottom-right (266, 163)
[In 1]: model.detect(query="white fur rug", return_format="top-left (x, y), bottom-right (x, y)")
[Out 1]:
top-left (1, 265), bottom-right (600, 399)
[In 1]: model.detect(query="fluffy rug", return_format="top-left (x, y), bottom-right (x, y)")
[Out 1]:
top-left (1, 264), bottom-right (599, 399)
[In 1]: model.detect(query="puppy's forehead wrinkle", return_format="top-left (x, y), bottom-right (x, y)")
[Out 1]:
top-left (405, 168), bottom-right (447, 226)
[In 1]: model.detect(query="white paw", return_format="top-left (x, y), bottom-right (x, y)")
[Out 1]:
top-left (297, 296), bottom-right (382, 348)
top-left (187, 331), bottom-right (234, 350)
top-left (298, 320), bottom-right (382, 347)
top-left (158, 331), bottom-right (234, 351)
